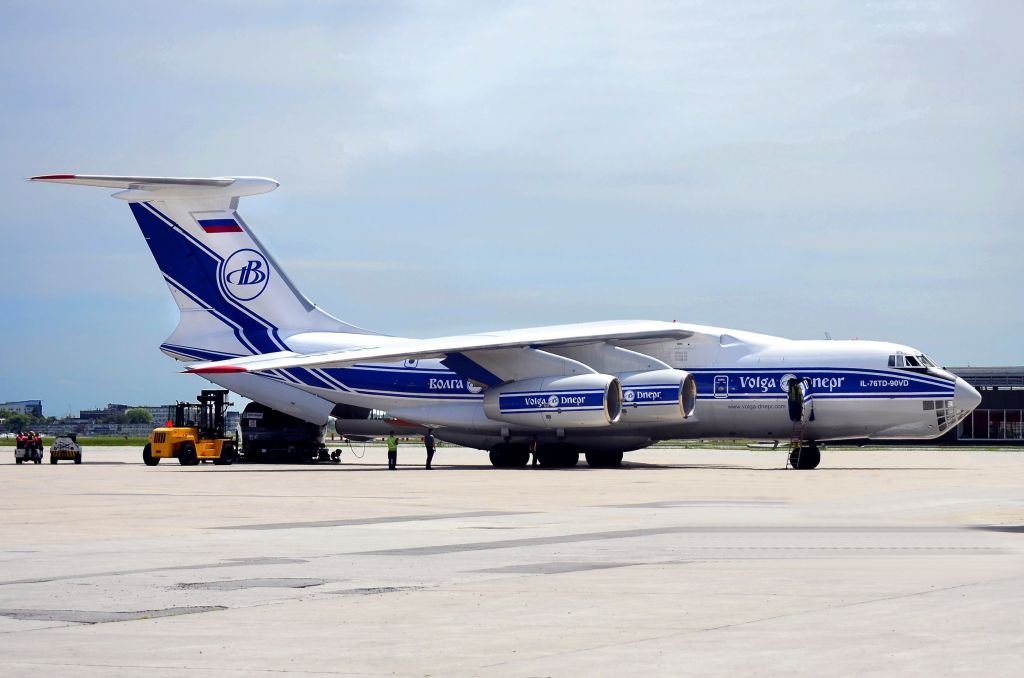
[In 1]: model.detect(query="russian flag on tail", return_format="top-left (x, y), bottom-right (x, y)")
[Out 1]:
top-left (197, 216), bottom-right (243, 233)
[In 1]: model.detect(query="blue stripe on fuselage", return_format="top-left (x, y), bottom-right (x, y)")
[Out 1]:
top-left (687, 368), bottom-right (954, 400)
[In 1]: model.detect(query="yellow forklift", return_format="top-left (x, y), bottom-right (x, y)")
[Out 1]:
top-left (143, 390), bottom-right (236, 466)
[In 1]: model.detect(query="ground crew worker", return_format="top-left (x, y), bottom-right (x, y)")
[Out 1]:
top-left (529, 435), bottom-right (539, 467)
top-left (32, 431), bottom-right (42, 452)
top-left (386, 431), bottom-right (398, 470)
top-left (424, 428), bottom-right (435, 469)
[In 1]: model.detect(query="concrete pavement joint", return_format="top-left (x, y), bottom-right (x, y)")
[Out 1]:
top-left (0, 606), bottom-right (226, 624)
top-left (217, 510), bottom-right (526, 530)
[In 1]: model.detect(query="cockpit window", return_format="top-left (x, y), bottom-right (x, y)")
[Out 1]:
top-left (887, 351), bottom-right (954, 380)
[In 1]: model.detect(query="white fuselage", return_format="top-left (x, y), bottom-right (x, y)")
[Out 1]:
top-left (188, 323), bottom-right (980, 453)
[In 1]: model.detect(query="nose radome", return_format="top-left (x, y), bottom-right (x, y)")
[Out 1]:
top-left (954, 377), bottom-right (982, 413)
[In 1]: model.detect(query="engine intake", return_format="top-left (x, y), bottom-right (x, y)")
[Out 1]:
top-left (483, 374), bottom-right (622, 429)
top-left (618, 369), bottom-right (696, 423)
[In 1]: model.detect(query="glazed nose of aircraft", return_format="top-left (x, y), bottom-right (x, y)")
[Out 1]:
top-left (954, 377), bottom-right (982, 413)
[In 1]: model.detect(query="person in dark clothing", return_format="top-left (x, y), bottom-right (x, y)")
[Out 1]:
top-left (529, 435), bottom-right (539, 467)
top-left (423, 429), bottom-right (436, 469)
top-left (386, 431), bottom-right (398, 470)
top-left (787, 377), bottom-right (803, 422)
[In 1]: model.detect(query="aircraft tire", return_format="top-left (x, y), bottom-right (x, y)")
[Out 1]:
top-left (178, 442), bottom-right (198, 466)
top-left (143, 444), bottom-right (160, 466)
top-left (539, 446), bottom-right (579, 468)
top-left (789, 445), bottom-right (821, 470)
top-left (585, 451), bottom-right (623, 468)
top-left (489, 445), bottom-right (529, 468)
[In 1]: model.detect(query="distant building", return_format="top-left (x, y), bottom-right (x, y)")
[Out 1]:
top-left (79, 403), bottom-right (175, 423)
top-left (78, 404), bottom-right (130, 421)
top-left (0, 400), bottom-right (43, 417)
top-left (947, 367), bottom-right (1023, 444)
top-left (144, 405), bottom-right (175, 424)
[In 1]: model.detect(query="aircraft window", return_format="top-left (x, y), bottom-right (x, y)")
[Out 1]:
top-left (905, 355), bottom-right (921, 367)
top-left (888, 355), bottom-right (895, 367)
top-left (919, 354), bottom-right (936, 367)
top-left (895, 354), bottom-right (905, 368)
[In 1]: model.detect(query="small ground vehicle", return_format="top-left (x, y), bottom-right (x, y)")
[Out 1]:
top-left (143, 390), bottom-right (236, 466)
top-left (50, 433), bottom-right (83, 464)
top-left (15, 437), bottom-right (43, 464)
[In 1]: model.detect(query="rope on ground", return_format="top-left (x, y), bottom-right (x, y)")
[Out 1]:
top-left (345, 439), bottom-right (367, 459)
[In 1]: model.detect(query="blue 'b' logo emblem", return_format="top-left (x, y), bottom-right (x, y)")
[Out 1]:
top-left (222, 249), bottom-right (270, 301)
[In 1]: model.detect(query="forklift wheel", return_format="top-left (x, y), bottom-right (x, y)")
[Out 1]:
top-left (178, 442), bottom-right (199, 466)
top-left (214, 443), bottom-right (236, 466)
top-left (16, 458), bottom-right (23, 464)
top-left (143, 444), bottom-right (160, 466)
top-left (51, 458), bottom-right (58, 464)
top-left (74, 453), bottom-right (82, 464)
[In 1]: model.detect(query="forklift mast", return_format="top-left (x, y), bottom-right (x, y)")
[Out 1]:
top-left (173, 390), bottom-right (232, 439)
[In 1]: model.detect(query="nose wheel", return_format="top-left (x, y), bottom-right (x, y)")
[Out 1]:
top-left (788, 444), bottom-right (820, 470)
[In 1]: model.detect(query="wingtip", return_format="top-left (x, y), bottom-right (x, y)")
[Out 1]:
top-left (28, 174), bottom-right (77, 182)
top-left (186, 366), bottom-right (249, 375)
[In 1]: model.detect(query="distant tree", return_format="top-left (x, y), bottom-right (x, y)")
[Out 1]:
top-left (5, 413), bottom-right (32, 433)
top-left (123, 408), bottom-right (153, 425)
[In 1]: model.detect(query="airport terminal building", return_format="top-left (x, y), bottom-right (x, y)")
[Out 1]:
top-left (947, 367), bottom-right (1024, 444)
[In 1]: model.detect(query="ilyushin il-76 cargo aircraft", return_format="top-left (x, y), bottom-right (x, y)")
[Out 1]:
top-left (32, 174), bottom-right (982, 469)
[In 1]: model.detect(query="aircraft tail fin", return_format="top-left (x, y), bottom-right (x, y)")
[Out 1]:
top-left (30, 174), bottom-right (377, 360)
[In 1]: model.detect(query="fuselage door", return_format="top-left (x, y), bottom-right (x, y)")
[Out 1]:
top-left (786, 376), bottom-right (809, 423)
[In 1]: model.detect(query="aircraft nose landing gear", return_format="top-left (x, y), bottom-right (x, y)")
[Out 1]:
top-left (789, 444), bottom-right (821, 470)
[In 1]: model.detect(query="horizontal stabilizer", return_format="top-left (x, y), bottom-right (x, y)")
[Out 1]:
top-left (29, 174), bottom-right (278, 201)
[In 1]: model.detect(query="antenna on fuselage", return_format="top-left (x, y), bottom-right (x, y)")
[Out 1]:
top-left (824, 331), bottom-right (833, 340)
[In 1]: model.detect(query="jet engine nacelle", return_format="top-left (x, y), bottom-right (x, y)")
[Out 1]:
top-left (618, 369), bottom-right (697, 423)
top-left (483, 374), bottom-right (622, 429)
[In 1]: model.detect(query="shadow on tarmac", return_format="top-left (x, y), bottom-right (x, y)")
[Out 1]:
top-left (189, 462), bottom-right (958, 473)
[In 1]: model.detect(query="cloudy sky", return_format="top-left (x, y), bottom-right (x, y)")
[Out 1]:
top-left (1, 1), bottom-right (1021, 415)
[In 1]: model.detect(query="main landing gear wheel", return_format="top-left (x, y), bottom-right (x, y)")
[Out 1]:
top-left (142, 443), bottom-right (160, 466)
top-left (585, 451), bottom-right (623, 468)
top-left (177, 442), bottom-right (199, 466)
top-left (489, 444), bottom-right (530, 468)
top-left (789, 444), bottom-right (821, 470)
top-left (538, 445), bottom-right (579, 469)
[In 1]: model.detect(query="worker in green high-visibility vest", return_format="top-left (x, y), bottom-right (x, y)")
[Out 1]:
top-left (386, 431), bottom-right (398, 470)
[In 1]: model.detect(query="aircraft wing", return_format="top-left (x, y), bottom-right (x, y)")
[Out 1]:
top-left (186, 320), bottom-right (694, 376)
